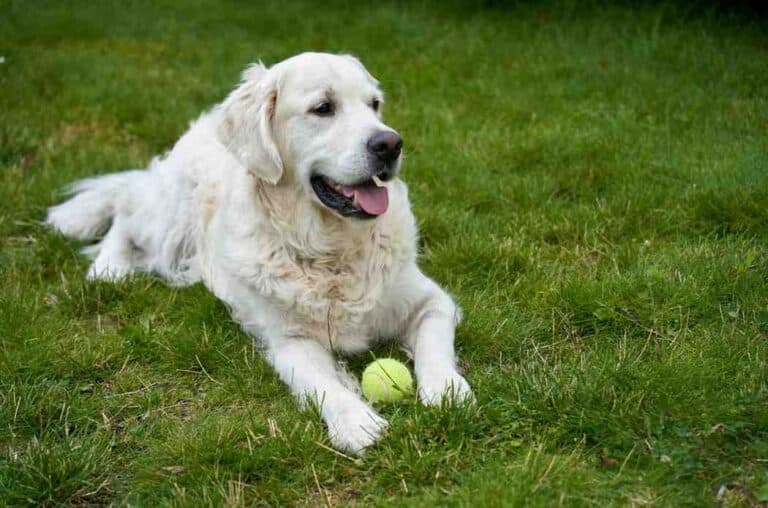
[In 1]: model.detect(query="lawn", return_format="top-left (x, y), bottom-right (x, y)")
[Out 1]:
top-left (1, 0), bottom-right (768, 505)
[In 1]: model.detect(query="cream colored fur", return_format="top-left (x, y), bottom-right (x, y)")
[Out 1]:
top-left (47, 52), bottom-right (473, 454)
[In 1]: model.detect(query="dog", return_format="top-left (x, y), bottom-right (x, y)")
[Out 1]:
top-left (47, 52), bottom-right (473, 454)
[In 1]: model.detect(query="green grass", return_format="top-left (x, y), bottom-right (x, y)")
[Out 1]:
top-left (2, 0), bottom-right (768, 505)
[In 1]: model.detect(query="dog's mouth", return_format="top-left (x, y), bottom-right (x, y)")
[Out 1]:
top-left (310, 174), bottom-right (389, 219)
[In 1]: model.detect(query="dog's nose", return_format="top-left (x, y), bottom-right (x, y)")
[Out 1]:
top-left (367, 131), bottom-right (402, 163)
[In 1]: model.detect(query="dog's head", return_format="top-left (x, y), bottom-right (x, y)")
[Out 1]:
top-left (218, 52), bottom-right (401, 219)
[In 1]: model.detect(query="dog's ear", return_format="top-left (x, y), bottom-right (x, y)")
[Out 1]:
top-left (218, 62), bottom-right (283, 184)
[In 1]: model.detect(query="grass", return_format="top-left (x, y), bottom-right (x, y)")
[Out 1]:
top-left (1, 0), bottom-right (767, 505)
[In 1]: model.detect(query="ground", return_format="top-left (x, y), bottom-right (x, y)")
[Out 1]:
top-left (1, 0), bottom-right (767, 506)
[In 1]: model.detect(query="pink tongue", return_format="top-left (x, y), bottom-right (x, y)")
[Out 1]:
top-left (346, 185), bottom-right (389, 215)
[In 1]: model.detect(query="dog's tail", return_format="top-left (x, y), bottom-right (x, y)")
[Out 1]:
top-left (46, 171), bottom-right (141, 240)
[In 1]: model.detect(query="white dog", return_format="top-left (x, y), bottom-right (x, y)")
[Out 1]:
top-left (47, 52), bottom-right (473, 454)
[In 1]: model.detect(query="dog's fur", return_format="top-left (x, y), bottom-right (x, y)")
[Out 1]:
top-left (47, 52), bottom-right (473, 453)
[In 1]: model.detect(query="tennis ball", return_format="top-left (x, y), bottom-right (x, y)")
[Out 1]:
top-left (361, 359), bottom-right (414, 403)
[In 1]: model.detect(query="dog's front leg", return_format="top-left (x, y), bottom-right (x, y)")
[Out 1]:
top-left (401, 269), bottom-right (474, 406)
top-left (267, 338), bottom-right (387, 454)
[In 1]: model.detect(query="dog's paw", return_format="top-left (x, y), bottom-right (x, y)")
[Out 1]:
top-left (86, 260), bottom-right (132, 281)
top-left (326, 399), bottom-right (388, 455)
top-left (418, 369), bottom-right (474, 407)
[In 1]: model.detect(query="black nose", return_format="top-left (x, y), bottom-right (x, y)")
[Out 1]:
top-left (367, 131), bottom-right (402, 163)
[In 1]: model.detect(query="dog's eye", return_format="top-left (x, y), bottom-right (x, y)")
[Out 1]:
top-left (371, 98), bottom-right (381, 112)
top-left (311, 102), bottom-right (334, 117)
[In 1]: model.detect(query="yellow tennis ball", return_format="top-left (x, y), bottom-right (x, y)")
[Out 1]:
top-left (362, 359), bottom-right (414, 403)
